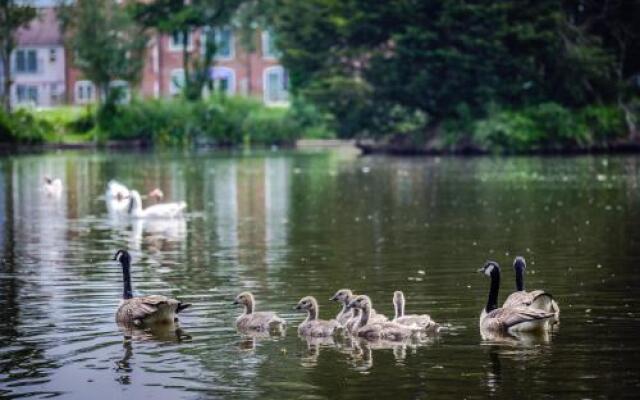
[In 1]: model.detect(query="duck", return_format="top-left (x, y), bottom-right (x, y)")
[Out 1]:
top-left (478, 261), bottom-right (555, 332)
top-left (295, 296), bottom-right (341, 337)
top-left (43, 176), bottom-right (62, 197)
top-left (113, 249), bottom-right (191, 326)
top-left (347, 295), bottom-right (420, 341)
top-left (233, 292), bottom-right (286, 333)
top-left (128, 189), bottom-right (186, 219)
top-left (392, 290), bottom-right (440, 332)
top-left (502, 256), bottom-right (560, 321)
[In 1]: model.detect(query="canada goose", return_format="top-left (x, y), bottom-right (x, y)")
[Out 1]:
top-left (233, 292), bottom-right (286, 333)
top-left (347, 295), bottom-right (420, 341)
top-left (43, 176), bottom-right (62, 197)
top-left (392, 291), bottom-right (440, 332)
top-left (502, 256), bottom-right (560, 320)
top-left (128, 190), bottom-right (186, 219)
top-left (113, 249), bottom-right (191, 325)
top-left (295, 296), bottom-right (341, 337)
top-left (478, 261), bottom-right (554, 332)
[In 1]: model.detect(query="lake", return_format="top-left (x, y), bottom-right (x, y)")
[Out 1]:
top-left (0, 149), bottom-right (639, 399)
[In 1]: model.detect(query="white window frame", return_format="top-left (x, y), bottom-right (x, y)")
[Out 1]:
top-left (169, 68), bottom-right (185, 95)
top-left (75, 80), bottom-right (95, 104)
top-left (15, 48), bottom-right (39, 74)
top-left (261, 30), bottom-right (280, 59)
top-left (169, 31), bottom-right (193, 52)
top-left (211, 66), bottom-right (236, 95)
top-left (263, 65), bottom-right (289, 105)
top-left (16, 84), bottom-right (39, 105)
top-left (201, 27), bottom-right (235, 61)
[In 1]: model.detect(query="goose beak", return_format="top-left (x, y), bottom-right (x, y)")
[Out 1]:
top-left (476, 267), bottom-right (485, 273)
top-left (329, 296), bottom-right (337, 301)
top-left (232, 300), bottom-right (239, 305)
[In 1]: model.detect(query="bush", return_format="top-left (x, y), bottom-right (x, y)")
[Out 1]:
top-left (96, 95), bottom-right (314, 147)
top-left (0, 109), bottom-right (49, 144)
top-left (578, 105), bottom-right (626, 142)
top-left (473, 110), bottom-right (541, 153)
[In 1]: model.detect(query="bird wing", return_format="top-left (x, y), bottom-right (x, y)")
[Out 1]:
top-left (489, 307), bottom-right (554, 329)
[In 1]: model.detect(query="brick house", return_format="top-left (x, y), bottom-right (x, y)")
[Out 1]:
top-left (67, 26), bottom-right (290, 106)
top-left (6, 6), bottom-right (289, 108)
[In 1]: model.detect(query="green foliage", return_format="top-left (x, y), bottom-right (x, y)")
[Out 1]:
top-left (266, 0), bottom-right (639, 148)
top-left (578, 105), bottom-right (626, 142)
top-left (130, 0), bottom-right (246, 101)
top-left (0, 109), bottom-right (49, 144)
top-left (96, 96), bottom-right (326, 146)
top-left (472, 103), bottom-right (627, 153)
top-left (58, 0), bottom-right (148, 102)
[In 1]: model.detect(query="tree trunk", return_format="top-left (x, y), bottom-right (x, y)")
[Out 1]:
top-left (1, 47), bottom-right (12, 113)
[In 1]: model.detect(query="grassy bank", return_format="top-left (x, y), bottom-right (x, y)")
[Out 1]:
top-left (0, 96), bottom-right (333, 148)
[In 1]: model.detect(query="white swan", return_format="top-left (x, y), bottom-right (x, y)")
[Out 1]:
top-left (43, 176), bottom-right (62, 197)
top-left (106, 181), bottom-right (166, 215)
top-left (128, 190), bottom-right (186, 219)
top-left (106, 180), bottom-right (131, 214)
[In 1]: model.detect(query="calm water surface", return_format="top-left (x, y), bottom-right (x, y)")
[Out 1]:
top-left (0, 149), bottom-right (639, 399)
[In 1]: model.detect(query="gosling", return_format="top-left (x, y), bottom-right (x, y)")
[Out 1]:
top-left (393, 291), bottom-right (440, 332)
top-left (295, 296), bottom-right (341, 337)
top-left (233, 292), bottom-right (286, 333)
top-left (347, 295), bottom-right (420, 341)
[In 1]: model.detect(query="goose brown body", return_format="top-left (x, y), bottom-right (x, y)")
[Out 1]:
top-left (502, 256), bottom-right (560, 321)
top-left (478, 261), bottom-right (554, 333)
top-left (113, 250), bottom-right (190, 326)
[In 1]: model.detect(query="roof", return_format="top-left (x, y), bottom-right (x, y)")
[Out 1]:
top-left (16, 8), bottom-right (63, 46)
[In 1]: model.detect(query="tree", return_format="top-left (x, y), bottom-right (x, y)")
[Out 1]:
top-left (130, 0), bottom-right (245, 101)
top-left (0, 0), bottom-right (37, 112)
top-left (58, 0), bottom-right (148, 104)
top-left (268, 0), bottom-right (634, 139)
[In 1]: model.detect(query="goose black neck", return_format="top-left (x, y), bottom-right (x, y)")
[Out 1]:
top-left (515, 265), bottom-right (524, 291)
top-left (121, 259), bottom-right (133, 300)
top-left (486, 269), bottom-right (500, 313)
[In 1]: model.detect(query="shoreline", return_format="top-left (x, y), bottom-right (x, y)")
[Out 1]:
top-left (356, 139), bottom-right (640, 157)
top-left (3, 138), bottom-right (640, 156)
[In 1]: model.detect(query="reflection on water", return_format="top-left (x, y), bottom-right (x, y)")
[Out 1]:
top-left (0, 150), bottom-right (639, 399)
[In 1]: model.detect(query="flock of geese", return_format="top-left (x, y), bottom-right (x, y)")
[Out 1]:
top-left (112, 250), bottom-right (560, 342)
top-left (45, 177), bottom-right (561, 341)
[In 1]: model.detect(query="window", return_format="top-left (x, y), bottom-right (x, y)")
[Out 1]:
top-left (170, 69), bottom-right (185, 95)
top-left (75, 80), bottom-right (95, 104)
top-left (49, 48), bottom-right (57, 63)
top-left (15, 49), bottom-right (38, 73)
top-left (210, 67), bottom-right (235, 95)
top-left (16, 84), bottom-right (38, 104)
top-left (202, 27), bottom-right (234, 60)
top-left (109, 80), bottom-right (130, 104)
top-left (261, 30), bottom-right (280, 59)
top-left (170, 31), bottom-right (192, 51)
top-left (263, 66), bottom-right (289, 104)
